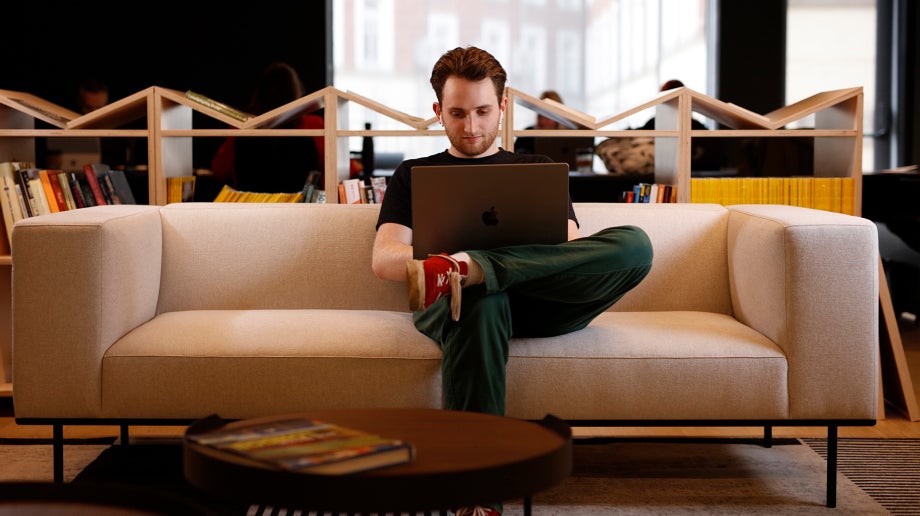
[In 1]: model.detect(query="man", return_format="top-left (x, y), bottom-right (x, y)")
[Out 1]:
top-left (372, 46), bottom-right (653, 515)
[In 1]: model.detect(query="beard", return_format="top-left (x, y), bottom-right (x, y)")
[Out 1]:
top-left (445, 121), bottom-right (500, 158)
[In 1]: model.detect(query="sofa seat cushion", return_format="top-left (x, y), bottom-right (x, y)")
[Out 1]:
top-left (101, 310), bottom-right (443, 419)
top-left (505, 311), bottom-right (788, 421)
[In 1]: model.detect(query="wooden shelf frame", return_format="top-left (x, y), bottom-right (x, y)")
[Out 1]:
top-left (0, 84), bottom-right (866, 211)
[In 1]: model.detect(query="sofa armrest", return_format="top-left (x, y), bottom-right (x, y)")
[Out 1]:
top-left (726, 204), bottom-right (879, 420)
top-left (12, 205), bottom-right (163, 418)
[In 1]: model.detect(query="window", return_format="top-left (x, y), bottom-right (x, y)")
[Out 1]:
top-left (332, 0), bottom-right (709, 165)
top-left (786, 0), bottom-right (877, 171)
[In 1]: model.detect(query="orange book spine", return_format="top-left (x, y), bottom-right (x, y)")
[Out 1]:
top-left (44, 170), bottom-right (68, 211)
top-left (39, 170), bottom-right (60, 212)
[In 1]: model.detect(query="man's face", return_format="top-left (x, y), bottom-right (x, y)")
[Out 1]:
top-left (435, 77), bottom-right (505, 158)
top-left (536, 114), bottom-right (558, 129)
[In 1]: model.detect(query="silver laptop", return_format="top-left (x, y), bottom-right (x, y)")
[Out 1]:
top-left (411, 162), bottom-right (570, 260)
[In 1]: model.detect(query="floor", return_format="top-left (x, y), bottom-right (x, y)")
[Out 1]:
top-left (1, 315), bottom-right (919, 442)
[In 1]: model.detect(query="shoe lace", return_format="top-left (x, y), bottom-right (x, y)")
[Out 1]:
top-left (429, 254), bottom-right (464, 321)
top-left (455, 507), bottom-right (498, 516)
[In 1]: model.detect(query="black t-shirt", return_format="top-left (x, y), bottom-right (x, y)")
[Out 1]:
top-left (375, 148), bottom-right (578, 230)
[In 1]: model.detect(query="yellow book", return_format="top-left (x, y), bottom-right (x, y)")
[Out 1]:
top-left (708, 178), bottom-right (722, 205)
top-left (740, 177), bottom-right (756, 204)
top-left (788, 178), bottom-right (802, 207)
top-left (828, 177), bottom-right (842, 213)
top-left (721, 178), bottom-right (738, 206)
top-left (213, 185), bottom-right (233, 202)
top-left (767, 177), bottom-right (783, 204)
top-left (690, 179), bottom-right (702, 203)
top-left (813, 177), bottom-right (834, 212)
top-left (840, 178), bottom-right (855, 215)
top-left (800, 178), bottom-right (814, 208)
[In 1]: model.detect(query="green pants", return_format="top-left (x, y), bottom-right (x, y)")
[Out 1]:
top-left (413, 225), bottom-right (653, 416)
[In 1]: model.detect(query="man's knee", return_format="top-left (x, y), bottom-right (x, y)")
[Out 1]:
top-left (595, 225), bottom-right (653, 268)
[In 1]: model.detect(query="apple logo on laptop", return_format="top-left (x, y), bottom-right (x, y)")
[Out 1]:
top-left (482, 206), bottom-right (499, 226)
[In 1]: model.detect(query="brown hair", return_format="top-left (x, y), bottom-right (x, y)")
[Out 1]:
top-left (540, 90), bottom-right (563, 104)
top-left (660, 79), bottom-right (685, 92)
top-left (429, 46), bottom-right (507, 104)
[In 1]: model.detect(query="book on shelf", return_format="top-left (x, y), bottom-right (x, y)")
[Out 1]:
top-left (312, 189), bottom-right (326, 203)
top-left (82, 163), bottom-right (110, 206)
top-left (688, 177), bottom-right (854, 214)
top-left (185, 90), bottom-right (253, 123)
top-left (370, 176), bottom-right (387, 203)
top-left (43, 170), bottom-right (69, 212)
top-left (300, 170), bottom-right (321, 203)
top-left (107, 169), bottom-right (137, 204)
top-left (100, 173), bottom-right (122, 204)
top-left (212, 184), bottom-right (305, 203)
top-left (0, 161), bottom-right (34, 242)
top-left (13, 167), bottom-right (39, 217)
top-left (341, 178), bottom-right (364, 204)
top-left (38, 170), bottom-right (60, 213)
top-left (20, 168), bottom-right (51, 216)
top-left (363, 184), bottom-right (375, 204)
top-left (167, 177), bottom-right (197, 203)
top-left (187, 416), bottom-right (414, 475)
top-left (625, 182), bottom-right (675, 203)
top-left (56, 171), bottom-right (77, 210)
top-left (302, 183), bottom-right (315, 203)
top-left (68, 171), bottom-right (88, 208)
top-left (73, 171), bottom-right (103, 208)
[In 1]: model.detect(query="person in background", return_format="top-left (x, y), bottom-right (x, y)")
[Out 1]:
top-left (76, 79), bottom-right (109, 114)
top-left (633, 79), bottom-right (724, 173)
top-left (40, 78), bottom-right (112, 169)
top-left (513, 89), bottom-right (566, 155)
top-left (210, 62), bottom-right (325, 194)
top-left (371, 46), bottom-right (653, 516)
top-left (638, 79), bottom-right (706, 130)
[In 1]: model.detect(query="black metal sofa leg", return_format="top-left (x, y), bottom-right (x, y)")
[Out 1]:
top-left (827, 425), bottom-right (838, 508)
top-left (52, 424), bottom-right (63, 484)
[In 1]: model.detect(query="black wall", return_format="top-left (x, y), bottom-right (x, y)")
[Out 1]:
top-left (715, 1), bottom-right (787, 115)
top-left (1, 3), bottom-right (329, 113)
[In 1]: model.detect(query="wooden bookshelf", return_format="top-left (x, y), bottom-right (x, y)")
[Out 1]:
top-left (0, 85), bottom-right (882, 400)
top-left (505, 86), bottom-right (864, 214)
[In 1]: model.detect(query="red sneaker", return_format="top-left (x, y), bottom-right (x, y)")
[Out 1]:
top-left (406, 253), bottom-right (468, 320)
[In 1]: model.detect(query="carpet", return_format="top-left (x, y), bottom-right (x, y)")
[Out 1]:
top-left (0, 437), bottom-right (896, 515)
top-left (803, 438), bottom-right (920, 516)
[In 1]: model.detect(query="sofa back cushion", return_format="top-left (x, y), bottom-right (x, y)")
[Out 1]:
top-left (156, 203), bottom-right (408, 313)
top-left (155, 202), bottom-right (732, 315)
top-left (574, 203), bottom-right (732, 314)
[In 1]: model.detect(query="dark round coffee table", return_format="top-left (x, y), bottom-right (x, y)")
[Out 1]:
top-left (183, 408), bottom-right (571, 514)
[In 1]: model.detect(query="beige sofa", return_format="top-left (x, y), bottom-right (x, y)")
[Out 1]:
top-left (12, 202), bottom-right (879, 504)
